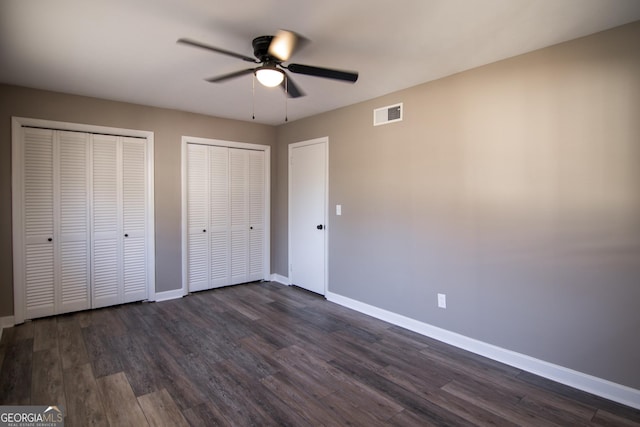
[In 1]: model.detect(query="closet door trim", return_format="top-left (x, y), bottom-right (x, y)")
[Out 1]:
top-left (181, 136), bottom-right (271, 296)
top-left (12, 117), bottom-right (156, 324)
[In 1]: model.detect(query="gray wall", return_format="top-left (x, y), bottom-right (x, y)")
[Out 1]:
top-left (275, 21), bottom-right (640, 389)
top-left (0, 85), bottom-right (277, 317)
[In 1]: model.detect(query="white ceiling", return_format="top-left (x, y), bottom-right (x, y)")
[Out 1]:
top-left (2, 0), bottom-right (640, 125)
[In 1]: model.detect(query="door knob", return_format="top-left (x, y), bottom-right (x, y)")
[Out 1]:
top-left (317, 224), bottom-right (324, 230)
top-left (47, 238), bottom-right (53, 242)
top-left (124, 234), bottom-right (129, 237)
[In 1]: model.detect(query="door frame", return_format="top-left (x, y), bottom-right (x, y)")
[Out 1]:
top-left (180, 136), bottom-right (271, 296)
top-left (11, 116), bottom-right (156, 324)
top-left (288, 136), bottom-right (329, 294)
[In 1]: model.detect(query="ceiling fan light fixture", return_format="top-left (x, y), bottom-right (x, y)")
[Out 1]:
top-left (255, 67), bottom-right (284, 87)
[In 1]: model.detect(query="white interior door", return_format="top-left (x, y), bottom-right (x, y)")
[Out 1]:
top-left (57, 131), bottom-right (91, 313)
top-left (289, 138), bottom-right (327, 295)
top-left (22, 128), bottom-right (56, 319)
top-left (186, 143), bottom-right (210, 292)
top-left (230, 149), bottom-right (249, 284)
top-left (121, 137), bottom-right (148, 302)
top-left (91, 134), bottom-right (122, 308)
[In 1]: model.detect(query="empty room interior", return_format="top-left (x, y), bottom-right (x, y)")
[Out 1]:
top-left (1, 1), bottom-right (640, 425)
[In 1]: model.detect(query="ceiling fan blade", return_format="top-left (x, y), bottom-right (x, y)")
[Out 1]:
top-left (177, 38), bottom-right (259, 63)
top-left (268, 30), bottom-right (308, 62)
top-left (281, 72), bottom-right (305, 98)
top-left (287, 63), bottom-right (358, 83)
top-left (206, 68), bottom-right (256, 83)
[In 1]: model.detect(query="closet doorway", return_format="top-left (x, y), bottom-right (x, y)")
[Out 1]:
top-left (181, 137), bottom-right (270, 294)
top-left (11, 117), bottom-right (155, 323)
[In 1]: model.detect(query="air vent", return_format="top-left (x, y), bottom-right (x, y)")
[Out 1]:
top-left (373, 103), bottom-right (403, 126)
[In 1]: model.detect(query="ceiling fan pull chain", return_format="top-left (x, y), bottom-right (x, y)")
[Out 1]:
top-left (252, 74), bottom-right (256, 120)
top-left (284, 76), bottom-right (288, 122)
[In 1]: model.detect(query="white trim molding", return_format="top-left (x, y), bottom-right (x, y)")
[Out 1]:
top-left (154, 289), bottom-right (186, 303)
top-left (0, 316), bottom-right (15, 341)
top-left (326, 291), bottom-right (640, 410)
top-left (1, 316), bottom-right (15, 329)
top-left (270, 274), bottom-right (290, 286)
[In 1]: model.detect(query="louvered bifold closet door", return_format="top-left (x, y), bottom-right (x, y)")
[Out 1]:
top-left (230, 149), bottom-right (249, 285)
top-left (209, 146), bottom-right (231, 288)
top-left (186, 142), bottom-right (266, 292)
top-left (187, 144), bottom-right (210, 292)
top-left (22, 128), bottom-right (56, 319)
top-left (122, 137), bottom-right (148, 302)
top-left (91, 135), bottom-right (121, 308)
top-left (21, 128), bottom-right (91, 319)
top-left (248, 150), bottom-right (265, 282)
top-left (57, 131), bottom-right (91, 313)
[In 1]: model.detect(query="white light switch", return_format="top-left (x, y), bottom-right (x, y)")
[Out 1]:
top-left (438, 293), bottom-right (446, 309)
top-left (336, 204), bottom-right (342, 215)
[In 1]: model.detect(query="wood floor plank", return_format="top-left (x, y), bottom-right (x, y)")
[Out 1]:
top-left (213, 358), bottom-right (312, 426)
top-left (332, 382), bottom-right (404, 422)
top-left (145, 346), bottom-right (208, 410)
top-left (110, 333), bottom-right (161, 397)
top-left (441, 379), bottom-right (560, 427)
top-left (181, 356), bottom-right (276, 426)
top-left (57, 316), bottom-right (89, 370)
top-left (0, 346), bottom-right (5, 376)
top-left (12, 321), bottom-right (35, 342)
top-left (321, 391), bottom-right (388, 426)
top-left (516, 370), bottom-right (640, 423)
top-left (82, 325), bottom-right (124, 378)
top-left (33, 317), bottom-right (58, 352)
top-left (328, 356), bottom-right (477, 426)
top-left (83, 307), bottom-right (128, 336)
top-left (260, 372), bottom-right (346, 426)
top-left (181, 400), bottom-right (232, 427)
top-left (63, 363), bottom-right (108, 427)
top-left (138, 388), bottom-right (189, 427)
top-left (31, 348), bottom-right (66, 408)
top-left (379, 365), bottom-right (519, 427)
top-left (207, 288), bottom-right (263, 320)
top-left (177, 354), bottom-right (256, 424)
top-left (387, 409), bottom-right (441, 427)
top-left (96, 372), bottom-right (149, 426)
top-left (0, 338), bottom-right (33, 405)
top-left (591, 409), bottom-right (640, 426)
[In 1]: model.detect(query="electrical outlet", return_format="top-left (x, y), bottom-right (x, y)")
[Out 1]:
top-left (437, 293), bottom-right (446, 309)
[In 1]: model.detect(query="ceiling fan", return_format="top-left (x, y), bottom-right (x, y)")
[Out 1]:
top-left (177, 30), bottom-right (358, 98)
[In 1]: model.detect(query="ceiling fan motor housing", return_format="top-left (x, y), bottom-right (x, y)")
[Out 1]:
top-left (252, 36), bottom-right (276, 62)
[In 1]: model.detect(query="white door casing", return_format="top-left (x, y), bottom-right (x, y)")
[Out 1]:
top-left (289, 137), bottom-right (328, 295)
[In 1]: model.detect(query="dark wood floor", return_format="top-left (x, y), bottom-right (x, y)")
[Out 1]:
top-left (1, 282), bottom-right (639, 426)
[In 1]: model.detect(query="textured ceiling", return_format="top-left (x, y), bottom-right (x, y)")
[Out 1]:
top-left (2, 0), bottom-right (640, 125)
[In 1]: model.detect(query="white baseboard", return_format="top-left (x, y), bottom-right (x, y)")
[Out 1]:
top-left (326, 291), bottom-right (640, 410)
top-left (154, 288), bottom-right (185, 302)
top-left (270, 274), bottom-right (290, 286)
top-left (0, 315), bottom-right (15, 341)
top-left (1, 315), bottom-right (15, 329)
